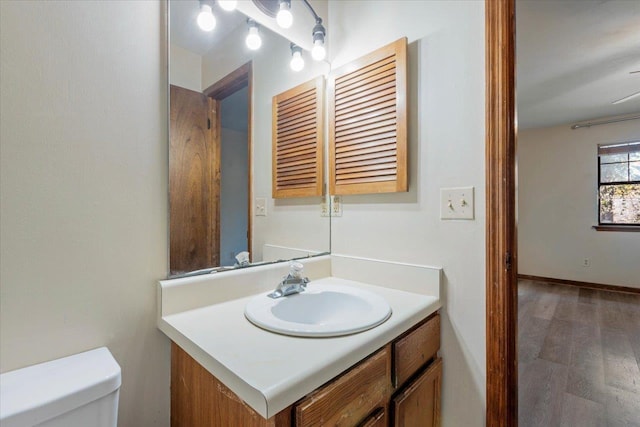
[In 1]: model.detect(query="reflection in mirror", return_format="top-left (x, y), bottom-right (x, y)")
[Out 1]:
top-left (169, 0), bottom-right (330, 278)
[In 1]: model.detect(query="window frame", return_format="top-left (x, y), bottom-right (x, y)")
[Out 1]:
top-left (597, 140), bottom-right (640, 227)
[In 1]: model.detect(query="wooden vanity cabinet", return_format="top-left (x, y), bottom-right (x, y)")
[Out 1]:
top-left (171, 312), bottom-right (441, 427)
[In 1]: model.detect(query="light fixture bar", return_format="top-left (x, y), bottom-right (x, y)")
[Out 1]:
top-left (570, 114), bottom-right (640, 130)
top-left (611, 90), bottom-right (640, 105)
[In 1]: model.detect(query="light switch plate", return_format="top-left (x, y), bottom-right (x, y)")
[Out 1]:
top-left (255, 198), bottom-right (267, 216)
top-left (440, 187), bottom-right (474, 220)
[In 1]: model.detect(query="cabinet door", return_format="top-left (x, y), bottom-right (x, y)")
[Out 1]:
top-left (272, 76), bottom-right (324, 198)
top-left (328, 37), bottom-right (407, 196)
top-left (393, 314), bottom-right (440, 388)
top-left (392, 358), bottom-right (442, 427)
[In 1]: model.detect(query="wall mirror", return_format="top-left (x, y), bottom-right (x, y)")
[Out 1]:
top-left (168, 0), bottom-right (331, 278)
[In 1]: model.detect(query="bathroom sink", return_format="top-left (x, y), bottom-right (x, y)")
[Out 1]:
top-left (244, 283), bottom-right (392, 337)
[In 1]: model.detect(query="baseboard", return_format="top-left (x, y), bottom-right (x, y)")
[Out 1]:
top-left (517, 274), bottom-right (640, 295)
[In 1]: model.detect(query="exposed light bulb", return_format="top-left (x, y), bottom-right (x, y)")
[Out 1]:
top-left (276, 1), bottom-right (293, 29)
top-left (290, 51), bottom-right (304, 72)
top-left (246, 26), bottom-right (262, 50)
top-left (218, 0), bottom-right (237, 11)
top-left (197, 4), bottom-right (216, 32)
top-left (311, 39), bottom-right (326, 61)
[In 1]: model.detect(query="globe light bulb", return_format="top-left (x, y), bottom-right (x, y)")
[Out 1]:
top-left (290, 51), bottom-right (304, 72)
top-left (311, 39), bottom-right (326, 61)
top-left (276, 2), bottom-right (293, 29)
top-left (197, 4), bottom-right (216, 32)
top-left (246, 26), bottom-right (262, 50)
top-left (218, 0), bottom-right (237, 11)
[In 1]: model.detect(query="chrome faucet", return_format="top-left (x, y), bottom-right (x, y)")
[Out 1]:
top-left (268, 262), bottom-right (309, 299)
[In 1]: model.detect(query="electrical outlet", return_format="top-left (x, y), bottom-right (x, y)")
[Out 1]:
top-left (582, 258), bottom-right (591, 267)
top-left (320, 196), bottom-right (330, 217)
top-left (331, 195), bottom-right (342, 217)
top-left (255, 198), bottom-right (267, 216)
top-left (440, 187), bottom-right (474, 220)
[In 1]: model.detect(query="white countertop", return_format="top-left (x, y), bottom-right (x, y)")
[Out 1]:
top-left (158, 276), bottom-right (441, 418)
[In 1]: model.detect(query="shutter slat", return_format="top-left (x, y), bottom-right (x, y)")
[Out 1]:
top-left (336, 112), bottom-right (396, 134)
top-left (337, 148), bottom-right (397, 164)
top-left (337, 175), bottom-right (396, 186)
top-left (277, 135), bottom-right (317, 150)
top-left (335, 62), bottom-right (397, 95)
top-left (335, 92), bottom-right (397, 117)
top-left (335, 55), bottom-right (395, 87)
top-left (337, 161), bottom-right (397, 175)
top-left (277, 146), bottom-right (317, 160)
top-left (336, 73), bottom-right (397, 102)
top-left (336, 123), bottom-right (397, 142)
top-left (277, 117), bottom-right (316, 135)
top-left (277, 127), bottom-right (318, 144)
top-left (338, 168), bottom-right (397, 181)
top-left (277, 122), bottom-right (317, 139)
top-left (278, 142), bottom-right (317, 157)
top-left (335, 82), bottom-right (396, 107)
top-left (277, 102), bottom-right (318, 125)
top-left (336, 139), bottom-right (397, 154)
top-left (336, 104), bottom-right (396, 127)
top-left (278, 88), bottom-right (315, 108)
top-left (336, 155), bottom-right (397, 170)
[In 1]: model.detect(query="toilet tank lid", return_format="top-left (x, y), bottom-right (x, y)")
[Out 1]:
top-left (0, 347), bottom-right (121, 426)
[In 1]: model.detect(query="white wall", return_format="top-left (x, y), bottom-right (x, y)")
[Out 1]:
top-left (328, 2), bottom-right (486, 426)
top-left (201, 25), bottom-right (331, 262)
top-left (0, 2), bottom-right (169, 426)
top-left (169, 43), bottom-right (202, 92)
top-left (518, 118), bottom-right (640, 288)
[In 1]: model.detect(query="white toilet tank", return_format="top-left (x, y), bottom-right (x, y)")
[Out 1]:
top-left (0, 347), bottom-right (121, 427)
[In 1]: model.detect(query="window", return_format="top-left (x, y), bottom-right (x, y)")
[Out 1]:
top-left (598, 141), bottom-right (640, 225)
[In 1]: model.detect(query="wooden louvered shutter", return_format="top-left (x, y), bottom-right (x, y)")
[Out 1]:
top-left (329, 38), bottom-right (407, 195)
top-left (272, 77), bottom-right (324, 198)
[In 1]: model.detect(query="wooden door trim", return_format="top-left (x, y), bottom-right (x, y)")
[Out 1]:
top-left (204, 62), bottom-right (252, 99)
top-left (485, 0), bottom-right (517, 426)
top-left (204, 62), bottom-right (253, 262)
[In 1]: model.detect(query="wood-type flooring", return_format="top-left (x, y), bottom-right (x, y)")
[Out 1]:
top-left (518, 279), bottom-right (640, 427)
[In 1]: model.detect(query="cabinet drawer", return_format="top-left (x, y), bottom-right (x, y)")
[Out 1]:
top-left (295, 346), bottom-right (391, 427)
top-left (393, 313), bottom-right (440, 387)
top-left (392, 358), bottom-right (442, 427)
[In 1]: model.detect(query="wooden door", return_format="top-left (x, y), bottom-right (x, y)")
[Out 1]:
top-left (169, 85), bottom-right (219, 275)
top-left (392, 358), bottom-right (442, 427)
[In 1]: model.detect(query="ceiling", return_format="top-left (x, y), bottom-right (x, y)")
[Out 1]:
top-left (171, 0), bottom-right (639, 130)
top-left (170, 0), bottom-right (245, 56)
top-left (516, 0), bottom-right (640, 129)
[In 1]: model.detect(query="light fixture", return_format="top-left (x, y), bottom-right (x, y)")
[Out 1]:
top-left (290, 44), bottom-right (304, 72)
top-left (197, 2), bottom-right (216, 32)
top-left (276, 0), bottom-right (293, 29)
top-left (218, 0), bottom-right (237, 11)
top-left (311, 18), bottom-right (326, 61)
top-left (611, 90), bottom-right (640, 105)
top-left (246, 19), bottom-right (262, 51)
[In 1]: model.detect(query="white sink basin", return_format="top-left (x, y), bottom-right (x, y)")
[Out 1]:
top-left (244, 283), bottom-right (392, 337)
